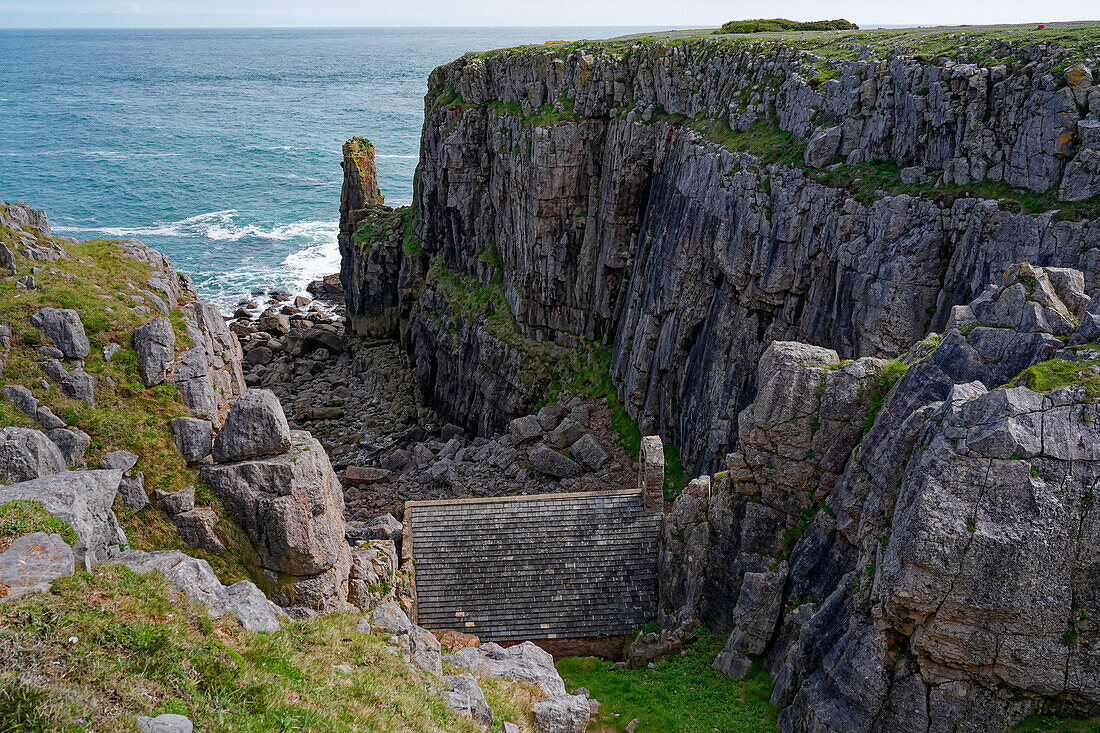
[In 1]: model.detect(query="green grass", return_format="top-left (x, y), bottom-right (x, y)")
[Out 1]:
top-left (715, 18), bottom-right (858, 35)
top-left (0, 229), bottom-right (260, 586)
top-left (1013, 714), bottom-right (1100, 732)
top-left (557, 628), bottom-right (777, 732)
top-left (0, 565), bottom-right (538, 732)
top-left (0, 501), bottom-right (78, 550)
top-left (1009, 353), bottom-right (1100, 398)
top-left (862, 359), bottom-right (910, 434)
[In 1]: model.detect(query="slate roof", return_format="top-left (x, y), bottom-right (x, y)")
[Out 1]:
top-left (407, 489), bottom-right (662, 641)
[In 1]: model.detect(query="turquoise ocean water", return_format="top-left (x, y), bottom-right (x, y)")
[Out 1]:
top-left (0, 27), bottom-right (652, 308)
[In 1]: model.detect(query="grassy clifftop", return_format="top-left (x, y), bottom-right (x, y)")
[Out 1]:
top-left (0, 565), bottom-right (537, 732)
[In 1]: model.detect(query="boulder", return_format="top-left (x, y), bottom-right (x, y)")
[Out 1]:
top-left (34, 406), bottom-right (65, 430)
top-left (0, 427), bottom-right (66, 483)
top-left (29, 308), bottom-right (89, 359)
top-left (133, 318), bottom-right (176, 386)
top-left (170, 417), bottom-right (213, 464)
top-left (171, 347), bottom-right (219, 422)
top-left (344, 465), bottom-right (392, 486)
top-left (410, 625), bottom-right (443, 676)
top-left (529, 443), bottom-right (581, 478)
top-left (4, 385), bottom-right (37, 418)
top-left (507, 414), bottom-right (543, 444)
top-left (0, 243), bottom-right (15, 274)
top-left (442, 673), bottom-right (493, 727)
top-left (532, 694), bottom-right (591, 733)
top-left (223, 580), bottom-right (284, 632)
top-left (173, 508), bottom-right (226, 554)
top-left (137, 714), bottom-right (193, 733)
top-left (110, 549), bottom-right (281, 631)
top-left (60, 370), bottom-right (96, 406)
top-left (47, 426), bottom-right (91, 466)
top-left (103, 342), bottom-right (121, 361)
top-left (713, 565), bottom-right (788, 679)
top-left (804, 125), bottom-right (841, 167)
top-left (42, 358), bottom-right (68, 382)
top-left (346, 512), bottom-right (403, 551)
top-left (201, 431), bottom-right (347, 611)
top-left (156, 485), bottom-right (195, 515)
top-left (446, 641), bottom-right (567, 697)
top-left (118, 472), bottom-right (149, 512)
top-left (536, 405), bottom-right (567, 431)
top-left (569, 434), bottom-right (610, 471)
top-left (371, 601), bottom-right (414, 637)
top-left (211, 389), bottom-right (292, 463)
top-left (0, 470), bottom-right (125, 568)
top-left (548, 419), bottom-right (586, 449)
top-left (0, 532), bottom-right (74, 602)
top-left (99, 450), bottom-right (139, 473)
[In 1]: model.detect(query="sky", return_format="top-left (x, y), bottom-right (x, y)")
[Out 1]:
top-left (0, 0), bottom-right (1095, 29)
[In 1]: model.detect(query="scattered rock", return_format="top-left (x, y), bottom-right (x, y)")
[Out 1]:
top-left (170, 417), bottom-right (213, 464)
top-left (0, 426), bottom-right (66, 483)
top-left (569, 434), bottom-right (610, 471)
top-left (46, 426), bottom-right (91, 466)
top-left (156, 485), bottom-right (195, 516)
top-left (173, 508), bottom-right (226, 554)
top-left (211, 389), bottom-right (292, 463)
top-left (133, 317), bottom-right (176, 386)
top-left (442, 673), bottom-right (493, 727)
top-left (29, 307), bottom-right (89, 359)
top-left (137, 713), bottom-right (193, 733)
top-left (4, 385), bottom-right (37, 418)
top-left (446, 642), bottom-right (566, 697)
top-left (0, 532), bottom-right (74, 602)
top-left (532, 693), bottom-right (591, 733)
top-left (529, 443), bottom-right (580, 478)
top-left (60, 370), bottom-right (96, 406)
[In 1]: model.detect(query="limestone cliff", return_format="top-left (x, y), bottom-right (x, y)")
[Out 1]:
top-left (343, 26), bottom-right (1100, 475)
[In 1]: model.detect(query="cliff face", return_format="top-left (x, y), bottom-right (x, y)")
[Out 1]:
top-left (369, 30), bottom-right (1100, 473)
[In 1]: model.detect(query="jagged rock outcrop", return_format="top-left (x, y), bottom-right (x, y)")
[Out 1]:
top-left (657, 263), bottom-right (1100, 731)
top-left (342, 37), bottom-right (1100, 477)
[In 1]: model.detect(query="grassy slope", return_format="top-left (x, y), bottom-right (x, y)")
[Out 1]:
top-left (0, 223), bottom-right (260, 584)
top-left (0, 565), bottom-right (538, 732)
top-left (557, 629), bottom-right (777, 732)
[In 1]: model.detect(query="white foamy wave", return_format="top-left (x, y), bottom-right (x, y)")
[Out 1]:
top-left (55, 210), bottom-right (338, 245)
top-left (377, 154), bottom-right (418, 159)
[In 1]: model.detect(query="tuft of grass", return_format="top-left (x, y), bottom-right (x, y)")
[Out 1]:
top-left (861, 360), bottom-right (909, 434)
top-left (1010, 354), bottom-right (1100, 398)
top-left (0, 501), bottom-right (78, 552)
top-left (0, 566), bottom-right (534, 732)
top-left (557, 628), bottom-right (777, 732)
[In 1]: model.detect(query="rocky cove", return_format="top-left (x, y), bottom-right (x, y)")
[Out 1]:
top-left (2, 20), bottom-right (1100, 733)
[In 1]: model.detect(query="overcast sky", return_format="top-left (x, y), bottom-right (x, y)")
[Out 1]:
top-left (0, 0), bottom-right (1095, 29)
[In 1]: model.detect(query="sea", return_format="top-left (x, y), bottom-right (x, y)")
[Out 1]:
top-left (0, 27), bottom-right (655, 309)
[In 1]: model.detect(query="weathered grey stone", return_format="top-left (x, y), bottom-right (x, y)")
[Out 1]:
top-left (548, 419), bottom-right (585, 449)
top-left (568, 433), bottom-right (609, 471)
top-left (442, 673), bottom-right (493, 727)
top-left (0, 243), bottom-right (15, 274)
top-left (532, 694), bottom-right (590, 733)
top-left (171, 346), bottom-right (219, 422)
top-left (804, 125), bottom-right (841, 167)
top-left (60, 370), bottom-right (95, 406)
top-left (4, 385), bottom-right (37, 418)
top-left (46, 426), bottom-right (91, 466)
top-left (0, 532), bottom-right (74, 602)
top-left (137, 714), bottom-right (193, 733)
top-left (223, 579), bottom-right (283, 632)
top-left (202, 431), bottom-right (347, 611)
top-left (211, 389), bottom-right (292, 463)
top-left (34, 406), bottom-right (65, 430)
top-left (507, 414), bottom-right (543, 443)
top-left (410, 625), bottom-right (443, 676)
top-left (103, 342), bottom-right (121, 361)
top-left (536, 405), bottom-right (567, 431)
top-left (99, 450), bottom-right (139, 473)
top-left (157, 485), bottom-right (195, 515)
top-left (170, 417), bottom-right (213, 464)
top-left (370, 601), bottom-right (414, 637)
top-left (446, 642), bottom-right (566, 697)
top-left (347, 540), bottom-right (399, 611)
top-left (133, 317), bottom-right (176, 386)
top-left (529, 443), bottom-right (581, 478)
top-left (173, 508), bottom-right (226, 554)
top-left (118, 472), bottom-right (149, 512)
top-left (0, 470), bottom-right (125, 568)
top-left (29, 307), bottom-right (88, 359)
top-left (0, 426), bottom-right (66, 483)
top-left (346, 512), bottom-right (403, 550)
